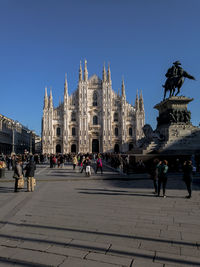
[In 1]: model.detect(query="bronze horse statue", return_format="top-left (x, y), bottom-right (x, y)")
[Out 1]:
top-left (163, 63), bottom-right (195, 100)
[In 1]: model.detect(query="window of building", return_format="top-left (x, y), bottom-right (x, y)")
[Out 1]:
top-left (93, 116), bottom-right (98, 125)
top-left (93, 92), bottom-right (98, 106)
top-left (129, 127), bottom-right (133, 136)
top-left (56, 127), bottom-right (61, 136)
top-left (72, 127), bottom-right (76, 136)
top-left (71, 112), bottom-right (76, 121)
top-left (114, 113), bottom-right (118, 122)
top-left (115, 127), bottom-right (118, 136)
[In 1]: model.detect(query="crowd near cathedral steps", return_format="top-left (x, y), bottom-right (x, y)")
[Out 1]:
top-left (42, 61), bottom-right (145, 154)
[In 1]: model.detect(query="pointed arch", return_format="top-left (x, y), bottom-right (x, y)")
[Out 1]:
top-left (93, 115), bottom-right (98, 125)
top-left (114, 112), bottom-right (118, 122)
top-left (93, 91), bottom-right (98, 106)
top-left (71, 111), bottom-right (76, 121)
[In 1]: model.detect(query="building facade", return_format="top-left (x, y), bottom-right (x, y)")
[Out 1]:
top-left (0, 114), bottom-right (35, 155)
top-left (42, 61), bottom-right (145, 154)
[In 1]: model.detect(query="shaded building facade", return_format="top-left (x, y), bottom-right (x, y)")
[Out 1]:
top-left (0, 114), bottom-right (35, 155)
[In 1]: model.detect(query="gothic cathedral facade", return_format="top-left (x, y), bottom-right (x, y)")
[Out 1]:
top-left (42, 61), bottom-right (145, 154)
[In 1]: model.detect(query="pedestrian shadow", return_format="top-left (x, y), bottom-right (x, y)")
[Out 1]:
top-left (76, 188), bottom-right (186, 199)
top-left (78, 190), bottom-right (155, 197)
top-left (0, 186), bottom-right (14, 193)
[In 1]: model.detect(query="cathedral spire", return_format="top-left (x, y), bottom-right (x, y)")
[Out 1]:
top-left (107, 63), bottom-right (111, 83)
top-left (102, 62), bottom-right (107, 82)
top-left (118, 88), bottom-right (120, 97)
top-left (49, 88), bottom-right (53, 108)
top-left (79, 60), bottom-right (82, 82)
top-left (44, 87), bottom-right (48, 109)
top-left (64, 73), bottom-right (68, 96)
top-left (139, 90), bottom-right (144, 111)
top-left (135, 89), bottom-right (139, 111)
top-left (84, 59), bottom-right (88, 81)
top-left (121, 77), bottom-right (126, 98)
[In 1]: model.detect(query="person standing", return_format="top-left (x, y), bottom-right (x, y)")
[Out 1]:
top-left (72, 155), bottom-right (78, 170)
top-left (85, 157), bottom-right (91, 176)
top-left (157, 160), bottom-right (168, 198)
top-left (96, 154), bottom-right (103, 174)
top-left (150, 158), bottom-right (160, 194)
top-left (13, 158), bottom-right (23, 192)
top-left (182, 160), bottom-right (193, 199)
top-left (24, 158), bottom-right (36, 192)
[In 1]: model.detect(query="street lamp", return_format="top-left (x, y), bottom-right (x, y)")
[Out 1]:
top-left (27, 130), bottom-right (33, 154)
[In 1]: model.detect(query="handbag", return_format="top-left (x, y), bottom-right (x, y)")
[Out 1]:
top-left (18, 176), bottom-right (24, 189)
top-left (33, 178), bottom-right (36, 186)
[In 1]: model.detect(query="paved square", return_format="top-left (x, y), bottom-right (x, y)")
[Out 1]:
top-left (0, 164), bottom-right (200, 266)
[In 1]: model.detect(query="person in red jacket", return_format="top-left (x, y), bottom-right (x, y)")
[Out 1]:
top-left (95, 154), bottom-right (103, 174)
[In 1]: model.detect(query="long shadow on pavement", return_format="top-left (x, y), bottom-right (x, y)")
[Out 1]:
top-left (0, 226), bottom-right (199, 266)
top-left (0, 221), bottom-right (197, 248)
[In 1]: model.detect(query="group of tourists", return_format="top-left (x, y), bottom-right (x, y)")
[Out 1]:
top-left (72, 153), bottom-right (103, 176)
top-left (150, 158), bottom-right (194, 198)
top-left (12, 156), bottom-right (36, 193)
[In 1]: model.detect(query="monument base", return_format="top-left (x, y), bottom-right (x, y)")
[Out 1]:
top-left (143, 96), bottom-right (200, 155)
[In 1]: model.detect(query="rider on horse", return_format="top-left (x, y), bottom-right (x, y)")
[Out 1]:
top-left (165, 61), bottom-right (182, 80)
top-left (163, 61), bottom-right (195, 100)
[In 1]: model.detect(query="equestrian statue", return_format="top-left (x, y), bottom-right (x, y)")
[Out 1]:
top-left (163, 61), bottom-right (195, 100)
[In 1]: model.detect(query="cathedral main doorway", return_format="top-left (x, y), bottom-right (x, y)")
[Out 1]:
top-left (71, 144), bottom-right (76, 153)
top-left (114, 144), bottom-right (119, 153)
top-left (56, 144), bottom-right (61, 153)
top-left (92, 139), bottom-right (99, 153)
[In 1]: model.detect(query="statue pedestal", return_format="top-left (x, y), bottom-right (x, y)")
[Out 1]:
top-left (152, 96), bottom-right (200, 154)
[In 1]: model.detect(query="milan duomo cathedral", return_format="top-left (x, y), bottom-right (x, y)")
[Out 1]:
top-left (42, 61), bottom-right (145, 154)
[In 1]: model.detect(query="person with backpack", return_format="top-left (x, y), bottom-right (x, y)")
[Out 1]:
top-left (157, 160), bottom-right (168, 198)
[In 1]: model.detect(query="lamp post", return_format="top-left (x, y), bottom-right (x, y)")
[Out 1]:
top-left (12, 127), bottom-right (15, 154)
top-left (27, 130), bottom-right (33, 154)
top-left (30, 131), bottom-right (32, 154)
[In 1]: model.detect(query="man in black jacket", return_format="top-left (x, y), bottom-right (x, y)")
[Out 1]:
top-left (24, 158), bottom-right (36, 192)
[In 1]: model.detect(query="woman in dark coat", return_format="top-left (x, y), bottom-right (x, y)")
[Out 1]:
top-left (150, 158), bottom-right (160, 194)
top-left (182, 160), bottom-right (193, 199)
top-left (157, 160), bottom-right (168, 198)
top-left (24, 159), bottom-right (36, 192)
top-left (13, 158), bottom-right (23, 192)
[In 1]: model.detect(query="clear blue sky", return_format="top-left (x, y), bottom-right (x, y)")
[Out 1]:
top-left (1, 0), bottom-right (200, 135)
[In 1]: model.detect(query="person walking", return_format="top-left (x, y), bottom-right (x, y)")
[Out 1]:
top-left (13, 158), bottom-right (23, 192)
top-left (157, 160), bottom-right (168, 198)
top-left (150, 158), bottom-right (160, 194)
top-left (24, 157), bottom-right (36, 192)
top-left (182, 160), bottom-right (193, 199)
top-left (95, 154), bottom-right (103, 174)
top-left (80, 156), bottom-right (86, 173)
top-left (72, 155), bottom-right (78, 170)
top-left (85, 157), bottom-right (91, 176)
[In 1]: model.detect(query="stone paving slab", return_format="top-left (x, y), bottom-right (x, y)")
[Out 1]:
top-left (60, 256), bottom-right (121, 267)
top-left (107, 244), bottom-right (155, 260)
top-left (6, 248), bottom-right (66, 266)
top-left (132, 259), bottom-right (163, 267)
top-left (47, 245), bottom-right (88, 258)
top-left (86, 252), bottom-right (133, 266)
top-left (155, 251), bottom-right (200, 266)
